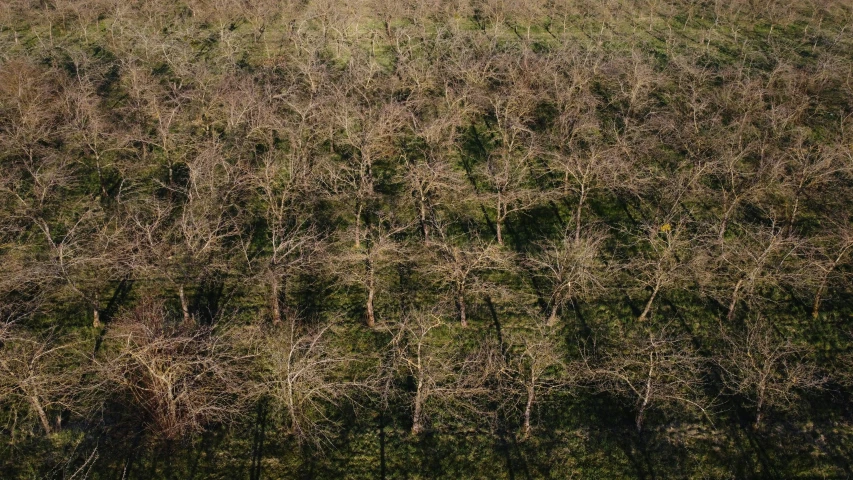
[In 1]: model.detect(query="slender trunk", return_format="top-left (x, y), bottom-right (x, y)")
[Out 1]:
top-left (719, 201), bottom-right (737, 241)
top-left (412, 380), bottom-right (423, 434)
top-left (167, 384), bottom-right (178, 435)
top-left (575, 189), bottom-right (585, 242)
top-left (496, 219), bottom-right (503, 245)
top-left (637, 357), bottom-right (654, 433)
top-left (812, 274), bottom-right (834, 318)
top-left (355, 202), bottom-right (363, 249)
top-left (636, 405), bottom-right (646, 433)
top-left (787, 193), bottom-right (800, 234)
top-left (179, 285), bottom-right (191, 325)
top-left (638, 282), bottom-right (660, 322)
top-left (93, 292), bottom-right (101, 328)
top-left (366, 260), bottom-right (376, 328)
top-left (419, 196), bottom-right (430, 242)
top-left (366, 287), bottom-right (375, 328)
top-left (813, 250), bottom-right (849, 318)
top-left (727, 278), bottom-right (743, 321)
top-left (523, 385), bottom-right (535, 438)
top-left (287, 380), bottom-right (299, 436)
top-left (30, 394), bottom-right (52, 435)
top-left (271, 275), bottom-right (282, 325)
top-left (754, 385), bottom-right (765, 428)
top-left (813, 280), bottom-right (826, 319)
top-left (92, 291), bottom-right (101, 328)
top-left (547, 303), bottom-right (560, 327)
top-left (496, 194), bottom-right (504, 245)
top-left (457, 291), bottom-right (467, 327)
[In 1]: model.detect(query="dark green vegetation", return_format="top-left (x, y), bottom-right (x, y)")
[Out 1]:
top-left (1, 0), bottom-right (853, 477)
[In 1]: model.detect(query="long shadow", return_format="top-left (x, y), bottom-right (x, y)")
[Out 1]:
top-left (485, 295), bottom-right (504, 347)
top-left (576, 393), bottom-right (650, 478)
top-left (460, 124), bottom-right (489, 191)
top-left (249, 400), bottom-right (268, 480)
top-left (611, 427), bottom-right (656, 480)
top-left (103, 277), bottom-right (134, 321)
top-left (187, 429), bottom-right (215, 479)
top-left (94, 277), bottom-right (135, 354)
top-left (378, 410), bottom-right (387, 480)
top-left (524, 266), bottom-right (551, 319)
top-left (507, 432), bottom-right (533, 480)
top-left (193, 277), bottom-right (225, 325)
top-left (495, 427), bottom-right (517, 480)
top-left (480, 204), bottom-right (499, 242)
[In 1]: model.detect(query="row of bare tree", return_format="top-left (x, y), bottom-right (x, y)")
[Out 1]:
top-left (0, 301), bottom-right (833, 446)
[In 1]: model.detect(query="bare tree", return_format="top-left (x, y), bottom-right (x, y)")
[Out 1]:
top-left (401, 87), bottom-right (471, 242)
top-left (0, 322), bottom-right (81, 436)
top-left (257, 318), bottom-right (360, 446)
top-left (95, 298), bottom-right (254, 439)
top-left (251, 150), bottom-right (322, 325)
top-left (476, 58), bottom-right (544, 245)
top-left (717, 316), bottom-right (825, 428)
top-left (805, 222), bottom-right (853, 319)
top-left (628, 219), bottom-right (694, 323)
top-left (712, 222), bottom-right (800, 322)
top-left (386, 311), bottom-right (493, 434)
top-left (503, 327), bottom-right (575, 438)
top-left (582, 325), bottom-right (711, 433)
top-left (127, 140), bottom-right (246, 324)
top-left (778, 131), bottom-right (848, 233)
top-left (322, 82), bottom-right (406, 250)
top-left (527, 226), bottom-right (608, 326)
top-left (541, 50), bottom-right (623, 241)
top-left (336, 215), bottom-right (410, 328)
top-left (424, 228), bottom-right (513, 327)
top-left (703, 118), bottom-right (777, 242)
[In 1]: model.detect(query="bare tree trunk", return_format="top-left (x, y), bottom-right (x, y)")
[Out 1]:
top-left (637, 360), bottom-right (654, 433)
top-left (787, 192), bottom-right (801, 235)
top-left (547, 303), bottom-right (560, 327)
top-left (366, 287), bottom-right (376, 328)
top-left (355, 202), bottom-right (363, 249)
top-left (29, 394), bottom-right (52, 435)
top-left (727, 278), bottom-right (744, 321)
top-left (575, 189), bottom-right (586, 242)
top-left (456, 291), bottom-right (467, 327)
top-left (179, 285), bottom-right (191, 325)
top-left (638, 282), bottom-right (660, 322)
top-left (813, 252), bottom-right (848, 318)
top-left (167, 384), bottom-right (178, 435)
top-left (419, 195), bottom-right (430, 242)
top-left (496, 219), bottom-right (503, 246)
top-left (812, 280), bottom-right (826, 319)
top-left (92, 292), bottom-right (101, 328)
top-left (366, 259), bottom-right (376, 327)
top-left (495, 195), bottom-right (504, 245)
top-left (754, 386), bottom-right (765, 428)
top-left (719, 216), bottom-right (729, 242)
top-left (412, 381), bottom-right (423, 434)
top-left (271, 275), bottom-right (282, 325)
top-left (522, 385), bottom-right (535, 438)
top-left (93, 291), bottom-right (101, 328)
top-left (719, 202), bottom-right (737, 241)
